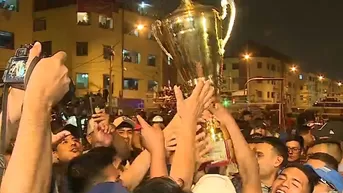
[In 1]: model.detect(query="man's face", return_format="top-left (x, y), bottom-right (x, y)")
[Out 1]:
top-left (251, 128), bottom-right (267, 136)
top-left (313, 181), bottom-right (334, 193)
top-left (243, 114), bottom-right (252, 121)
top-left (286, 141), bottom-right (302, 162)
top-left (55, 135), bottom-right (83, 163)
top-left (255, 143), bottom-right (282, 178)
top-left (271, 167), bottom-right (311, 193)
top-left (116, 127), bottom-right (133, 147)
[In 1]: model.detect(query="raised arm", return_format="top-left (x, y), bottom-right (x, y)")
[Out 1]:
top-left (0, 42), bottom-right (71, 193)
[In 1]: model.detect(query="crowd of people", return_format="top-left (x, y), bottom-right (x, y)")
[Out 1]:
top-left (0, 42), bottom-right (343, 193)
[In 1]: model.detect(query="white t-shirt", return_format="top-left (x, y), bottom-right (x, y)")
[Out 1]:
top-left (192, 174), bottom-right (237, 193)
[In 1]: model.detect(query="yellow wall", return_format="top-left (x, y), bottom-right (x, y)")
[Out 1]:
top-left (33, 6), bottom-right (163, 108)
top-left (0, 0), bottom-right (33, 69)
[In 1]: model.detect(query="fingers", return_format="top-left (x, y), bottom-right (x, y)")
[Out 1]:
top-left (52, 51), bottom-right (67, 64)
top-left (27, 42), bottom-right (42, 69)
top-left (174, 85), bottom-right (184, 103)
top-left (198, 80), bottom-right (211, 101)
top-left (51, 130), bottom-right (71, 145)
top-left (192, 79), bottom-right (205, 98)
top-left (137, 115), bottom-right (151, 130)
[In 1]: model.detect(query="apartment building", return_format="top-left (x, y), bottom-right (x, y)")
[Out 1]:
top-left (31, 0), bottom-right (165, 109)
top-left (0, 0), bottom-right (33, 76)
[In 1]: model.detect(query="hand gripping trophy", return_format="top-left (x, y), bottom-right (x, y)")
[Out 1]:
top-left (152, 0), bottom-right (237, 170)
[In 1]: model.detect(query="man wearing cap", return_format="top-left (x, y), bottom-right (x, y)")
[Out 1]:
top-left (151, 115), bottom-right (165, 130)
top-left (306, 165), bottom-right (343, 193)
top-left (113, 116), bottom-right (142, 163)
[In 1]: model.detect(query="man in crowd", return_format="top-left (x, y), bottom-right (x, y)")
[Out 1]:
top-left (113, 116), bottom-right (142, 163)
top-left (271, 164), bottom-right (319, 193)
top-left (285, 136), bottom-right (304, 163)
top-left (254, 137), bottom-right (288, 192)
top-left (307, 139), bottom-right (343, 163)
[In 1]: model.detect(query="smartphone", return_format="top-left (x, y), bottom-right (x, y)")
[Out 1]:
top-left (2, 45), bottom-right (33, 84)
top-left (89, 96), bottom-right (104, 115)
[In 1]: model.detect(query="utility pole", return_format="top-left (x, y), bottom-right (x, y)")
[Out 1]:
top-left (108, 46), bottom-right (115, 112)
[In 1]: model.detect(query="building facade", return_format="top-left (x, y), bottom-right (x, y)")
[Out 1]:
top-left (32, 3), bottom-right (164, 109)
top-left (0, 0), bottom-right (33, 77)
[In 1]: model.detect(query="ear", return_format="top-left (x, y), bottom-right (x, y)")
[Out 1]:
top-left (52, 151), bottom-right (59, 164)
top-left (274, 156), bottom-right (284, 168)
top-left (86, 134), bottom-right (92, 144)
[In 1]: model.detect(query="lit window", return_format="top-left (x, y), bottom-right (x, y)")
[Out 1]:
top-left (167, 56), bottom-right (172, 65)
top-left (99, 15), bottom-right (113, 29)
top-left (0, 31), bottom-right (14, 49)
top-left (0, 0), bottom-right (18, 11)
top-left (129, 29), bottom-right (139, 37)
top-left (147, 55), bottom-right (156, 66)
top-left (124, 78), bottom-right (139, 90)
top-left (123, 50), bottom-right (141, 64)
top-left (148, 80), bottom-right (158, 92)
top-left (77, 12), bottom-right (91, 25)
top-left (76, 73), bottom-right (89, 89)
top-left (299, 74), bottom-right (303, 80)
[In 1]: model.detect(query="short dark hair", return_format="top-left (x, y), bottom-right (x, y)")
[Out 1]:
top-left (133, 177), bottom-right (187, 193)
top-left (297, 125), bottom-right (311, 135)
top-left (308, 152), bottom-right (339, 170)
top-left (258, 137), bottom-right (288, 167)
top-left (308, 139), bottom-right (343, 161)
top-left (67, 147), bottom-right (117, 193)
top-left (249, 133), bottom-right (264, 139)
top-left (250, 119), bottom-right (267, 130)
top-left (282, 163), bottom-right (319, 193)
top-left (286, 135), bottom-right (304, 150)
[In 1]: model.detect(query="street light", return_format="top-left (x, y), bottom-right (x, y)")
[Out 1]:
top-left (338, 82), bottom-right (342, 87)
top-left (318, 75), bottom-right (324, 81)
top-left (290, 66), bottom-right (297, 73)
top-left (243, 53), bottom-right (251, 60)
top-left (136, 24), bottom-right (145, 31)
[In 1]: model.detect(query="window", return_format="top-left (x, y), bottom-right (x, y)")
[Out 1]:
top-left (256, 91), bottom-right (262, 98)
top-left (123, 49), bottom-right (141, 64)
top-left (300, 95), bottom-right (304, 101)
top-left (124, 78), bottom-right (139, 90)
top-left (0, 70), bottom-right (4, 83)
top-left (271, 92), bottom-right (275, 98)
top-left (267, 92), bottom-right (270, 98)
top-left (103, 45), bottom-right (113, 60)
top-left (0, 31), bottom-right (14, 49)
top-left (41, 41), bottom-right (52, 57)
top-left (33, 18), bottom-right (46, 31)
top-left (148, 31), bottom-right (155, 40)
top-left (76, 73), bottom-right (89, 89)
top-left (271, 64), bottom-right (276, 71)
top-left (232, 63), bottom-right (239, 70)
top-left (299, 74), bottom-right (303, 80)
top-left (129, 29), bottom-right (139, 37)
top-left (77, 12), bottom-right (91, 25)
top-left (148, 80), bottom-right (158, 92)
top-left (300, 86), bottom-right (303, 90)
top-left (99, 15), bottom-right (113, 29)
top-left (232, 77), bottom-right (239, 84)
top-left (0, 0), bottom-right (18, 11)
top-left (76, 42), bottom-right (88, 56)
top-left (267, 63), bottom-right (270, 70)
top-left (147, 55), bottom-right (156, 66)
top-left (257, 62), bottom-right (262, 69)
top-left (223, 63), bottom-right (227, 70)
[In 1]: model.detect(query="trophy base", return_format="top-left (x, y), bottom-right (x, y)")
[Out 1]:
top-left (207, 140), bottom-right (231, 167)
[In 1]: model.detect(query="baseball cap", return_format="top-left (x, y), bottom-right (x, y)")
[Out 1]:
top-left (152, 115), bottom-right (164, 123)
top-left (113, 116), bottom-right (135, 129)
top-left (192, 174), bottom-right (237, 193)
top-left (86, 182), bottom-right (129, 193)
top-left (307, 165), bottom-right (343, 192)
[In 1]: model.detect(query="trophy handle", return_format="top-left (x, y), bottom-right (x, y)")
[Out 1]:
top-left (216, 0), bottom-right (236, 55)
top-left (151, 20), bottom-right (173, 60)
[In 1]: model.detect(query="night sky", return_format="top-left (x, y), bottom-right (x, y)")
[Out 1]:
top-left (151, 0), bottom-right (343, 79)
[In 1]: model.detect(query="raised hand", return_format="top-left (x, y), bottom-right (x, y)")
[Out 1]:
top-left (25, 42), bottom-right (70, 108)
top-left (137, 115), bottom-right (165, 154)
top-left (51, 130), bottom-right (70, 147)
top-left (174, 80), bottom-right (214, 122)
top-left (92, 109), bottom-right (110, 133)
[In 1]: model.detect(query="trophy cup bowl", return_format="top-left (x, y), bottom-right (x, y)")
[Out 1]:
top-left (152, 0), bottom-right (237, 169)
top-left (151, 0), bottom-right (236, 90)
